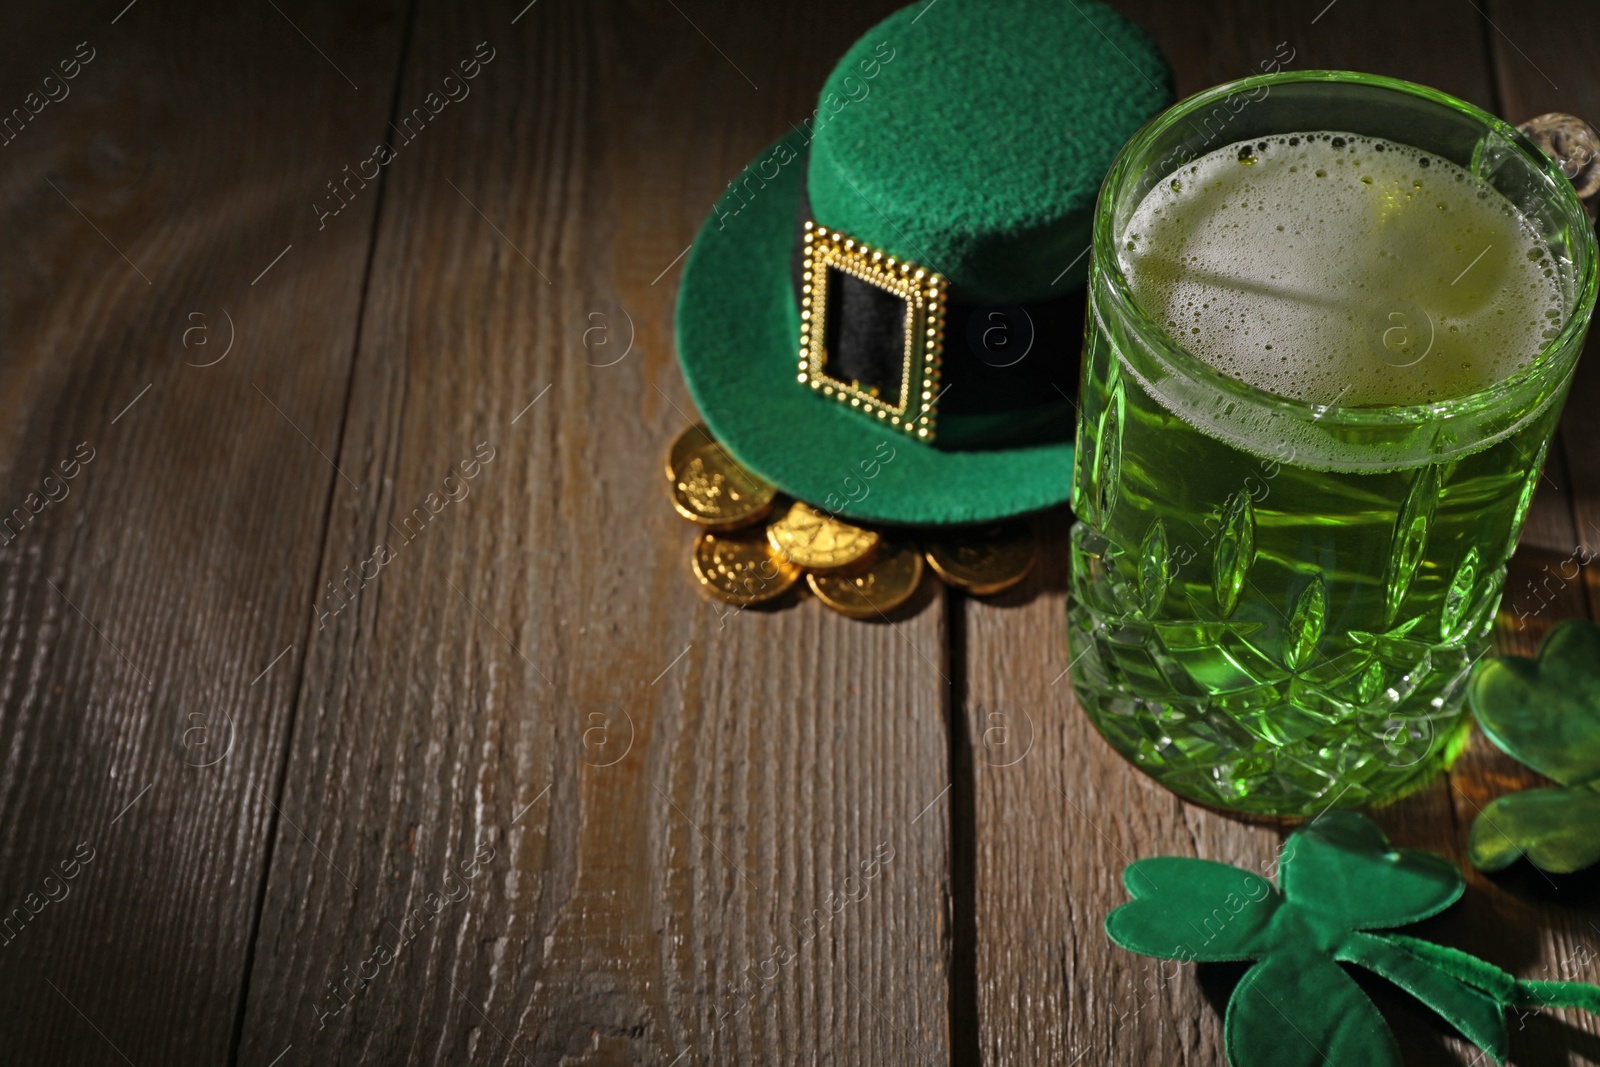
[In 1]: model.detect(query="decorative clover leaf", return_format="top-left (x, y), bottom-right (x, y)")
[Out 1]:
top-left (1106, 812), bottom-right (1600, 1067)
top-left (1469, 782), bottom-right (1600, 874)
top-left (1276, 808), bottom-right (1462, 930)
top-left (1470, 620), bottom-right (1600, 786)
top-left (1226, 949), bottom-right (1404, 1067)
top-left (1468, 619), bottom-right (1600, 873)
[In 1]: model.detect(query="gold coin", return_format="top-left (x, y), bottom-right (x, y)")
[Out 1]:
top-left (670, 440), bottom-right (776, 531)
top-left (765, 501), bottom-right (880, 572)
top-left (924, 521), bottom-right (1037, 595)
top-left (807, 540), bottom-right (923, 619)
top-left (664, 423), bottom-right (714, 482)
top-left (691, 531), bottom-right (801, 605)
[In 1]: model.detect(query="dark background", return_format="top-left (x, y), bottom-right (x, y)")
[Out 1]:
top-left (0, 0), bottom-right (1596, 1064)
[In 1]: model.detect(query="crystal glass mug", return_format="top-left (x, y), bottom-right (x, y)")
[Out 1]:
top-left (1068, 71), bottom-right (1599, 817)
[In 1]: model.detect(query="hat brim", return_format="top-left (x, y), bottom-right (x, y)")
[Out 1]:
top-left (675, 132), bottom-right (1076, 526)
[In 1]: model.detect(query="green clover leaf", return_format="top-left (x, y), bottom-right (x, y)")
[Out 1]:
top-left (1226, 950), bottom-right (1403, 1067)
top-left (1468, 619), bottom-right (1600, 873)
top-left (1470, 619), bottom-right (1600, 786)
top-left (1278, 808), bottom-right (1462, 930)
top-left (1468, 781), bottom-right (1600, 874)
top-left (1104, 813), bottom-right (1540, 1067)
top-left (1106, 858), bottom-right (1279, 962)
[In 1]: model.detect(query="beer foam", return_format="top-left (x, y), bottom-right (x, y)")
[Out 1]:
top-left (1120, 132), bottom-right (1563, 409)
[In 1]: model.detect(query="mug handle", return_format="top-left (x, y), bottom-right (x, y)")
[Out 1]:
top-left (1518, 112), bottom-right (1600, 220)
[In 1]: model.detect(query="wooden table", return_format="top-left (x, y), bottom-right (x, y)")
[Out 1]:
top-left (2, 1), bottom-right (1597, 1063)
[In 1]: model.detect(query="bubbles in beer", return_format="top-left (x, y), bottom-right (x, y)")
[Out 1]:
top-left (1120, 131), bottom-right (1564, 408)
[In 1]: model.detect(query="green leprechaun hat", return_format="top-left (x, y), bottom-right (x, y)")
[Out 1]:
top-left (675, 0), bottom-right (1173, 525)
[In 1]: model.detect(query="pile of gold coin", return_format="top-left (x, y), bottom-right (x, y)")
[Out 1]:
top-left (665, 424), bottom-right (1039, 618)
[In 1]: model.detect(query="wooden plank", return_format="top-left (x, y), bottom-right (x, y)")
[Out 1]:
top-left (958, 505), bottom-right (1266, 1067)
top-left (233, 2), bottom-right (955, 1063)
top-left (961, 2), bottom-right (1599, 1063)
top-left (0, 2), bottom-right (409, 1064)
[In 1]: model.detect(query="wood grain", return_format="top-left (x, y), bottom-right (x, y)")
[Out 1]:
top-left (0, 1), bottom-right (410, 1064)
top-left (3, 0), bottom-right (1599, 1063)
top-left (231, 2), bottom-right (955, 1064)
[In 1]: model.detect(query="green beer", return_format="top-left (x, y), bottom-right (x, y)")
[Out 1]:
top-left (1070, 78), bottom-right (1596, 816)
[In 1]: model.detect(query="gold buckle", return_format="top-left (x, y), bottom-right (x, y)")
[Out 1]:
top-left (797, 221), bottom-right (947, 440)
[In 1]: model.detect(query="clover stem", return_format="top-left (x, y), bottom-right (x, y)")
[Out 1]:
top-left (1378, 933), bottom-right (1519, 1000)
top-left (1381, 932), bottom-right (1600, 1015)
top-left (1513, 979), bottom-right (1600, 1014)
top-left (1338, 931), bottom-right (1510, 1062)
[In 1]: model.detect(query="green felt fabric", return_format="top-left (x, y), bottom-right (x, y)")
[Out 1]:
top-left (1515, 980), bottom-right (1600, 1013)
top-left (1389, 933), bottom-right (1600, 1013)
top-left (1107, 857), bottom-right (1279, 962)
top-left (1275, 809), bottom-right (1462, 931)
top-left (1104, 813), bottom-right (1600, 1067)
top-left (1336, 932), bottom-right (1508, 1061)
top-left (1381, 934), bottom-right (1521, 1003)
top-left (1225, 951), bottom-right (1404, 1067)
top-left (677, 128), bottom-right (1078, 525)
top-left (1467, 619), bottom-right (1600, 873)
top-left (674, 0), bottom-right (1175, 524)
top-left (807, 0), bottom-right (1173, 304)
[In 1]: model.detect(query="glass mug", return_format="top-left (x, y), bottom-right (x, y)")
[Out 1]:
top-left (1068, 71), bottom-right (1598, 817)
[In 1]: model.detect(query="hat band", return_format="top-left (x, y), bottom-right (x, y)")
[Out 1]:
top-left (789, 191), bottom-right (1080, 450)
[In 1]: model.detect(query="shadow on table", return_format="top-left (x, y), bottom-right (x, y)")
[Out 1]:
top-left (933, 502), bottom-right (1076, 611)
